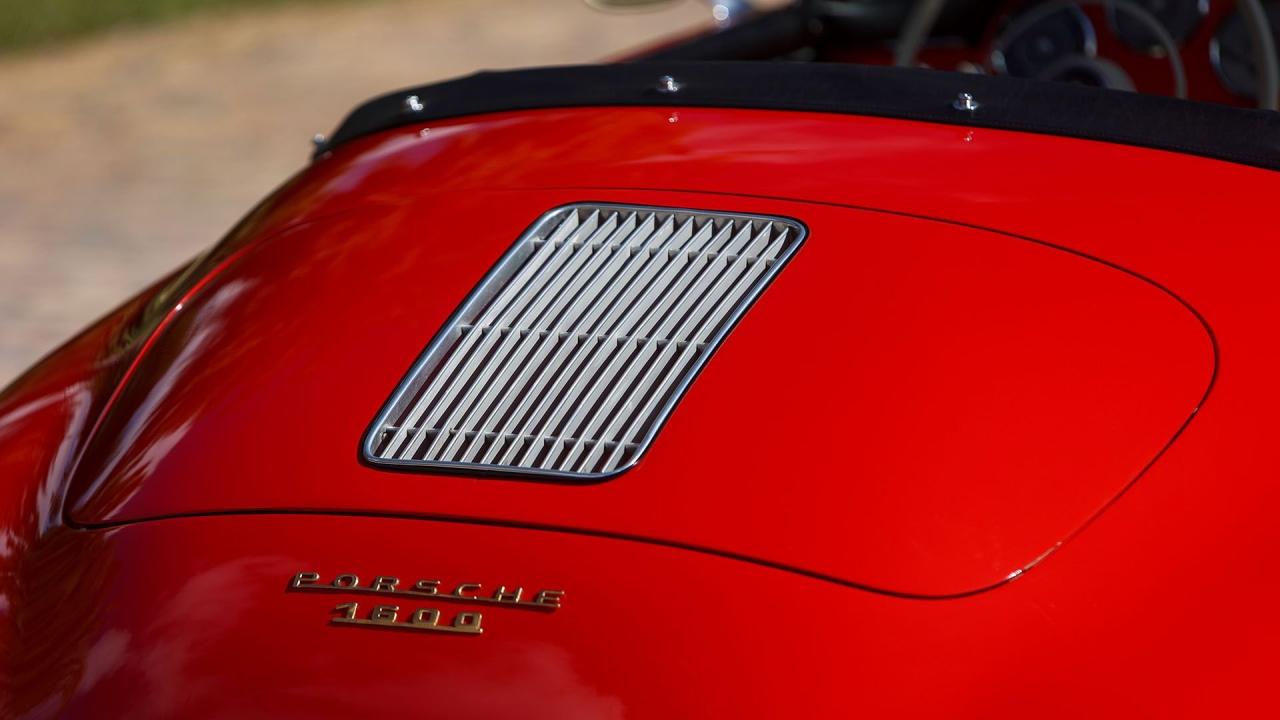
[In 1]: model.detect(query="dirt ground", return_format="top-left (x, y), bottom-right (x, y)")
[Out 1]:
top-left (0, 0), bottom-right (713, 385)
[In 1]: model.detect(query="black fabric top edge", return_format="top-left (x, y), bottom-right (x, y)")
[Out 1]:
top-left (316, 61), bottom-right (1280, 171)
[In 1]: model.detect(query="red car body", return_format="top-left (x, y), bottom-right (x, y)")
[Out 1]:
top-left (4, 8), bottom-right (1280, 717)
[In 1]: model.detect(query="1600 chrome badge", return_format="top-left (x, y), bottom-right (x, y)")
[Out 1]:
top-left (290, 571), bottom-right (564, 636)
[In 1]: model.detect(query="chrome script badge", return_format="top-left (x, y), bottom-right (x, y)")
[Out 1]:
top-left (289, 571), bottom-right (565, 637)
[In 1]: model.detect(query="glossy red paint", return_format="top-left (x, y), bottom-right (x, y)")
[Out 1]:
top-left (64, 187), bottom-right (1215, 597)
top-left (8, 494), bottom-right (1280, 718)
top-left (5, 509), bottom-right (1277, 718)
top-left (4, 105), bottom-right (1280, 715)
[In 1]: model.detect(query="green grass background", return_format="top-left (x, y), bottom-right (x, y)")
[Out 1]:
top-left (0, 0), bottom-right (343, 53)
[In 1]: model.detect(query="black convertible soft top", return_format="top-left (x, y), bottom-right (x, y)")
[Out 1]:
top-left (316, 61), bottom-right (1280, 171)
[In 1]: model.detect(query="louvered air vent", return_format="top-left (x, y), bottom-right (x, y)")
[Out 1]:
top-left (364, 203), bottom-right (805, 479)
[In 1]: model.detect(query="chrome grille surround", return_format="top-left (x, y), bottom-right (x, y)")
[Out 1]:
top-left (363, 202), bottom-right (806, 480)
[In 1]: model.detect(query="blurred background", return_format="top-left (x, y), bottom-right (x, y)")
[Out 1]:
top-left (0, 0), bottom-right (718, 386)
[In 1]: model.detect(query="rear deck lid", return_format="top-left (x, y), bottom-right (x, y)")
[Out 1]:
top-left (67, 188), bottom-right (1214, 596)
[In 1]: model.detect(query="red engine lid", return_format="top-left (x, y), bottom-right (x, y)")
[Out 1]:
top-left (68, 187), bottom-right (1213, 596)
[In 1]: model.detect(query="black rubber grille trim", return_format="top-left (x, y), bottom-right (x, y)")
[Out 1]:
top-left (317, 61), bottom-right (1280, 171)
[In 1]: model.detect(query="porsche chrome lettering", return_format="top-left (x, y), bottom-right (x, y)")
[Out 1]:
top-left (290, 571), bottom-right (564, 636)
top-left (332, 601), bottom-right (484, 635)
top-left (290, 571), bottom-right (564, 611)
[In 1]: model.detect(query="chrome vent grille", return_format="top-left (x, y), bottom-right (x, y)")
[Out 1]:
top-left (364, 203), bottom-right (805, 479)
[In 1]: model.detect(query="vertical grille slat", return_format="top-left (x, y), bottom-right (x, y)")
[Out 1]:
top-left (379, 209), bottom-right (586, 458)
top-left (596, 230), bottom-right (791, 473)
top-left (456, 212), bottom-right (645, 464)
top-left (404, 210), bottom-right (602, 461)
top-left (364, 203), bottom-right (805, 479)
top-left (426, 212), bottom-right (615, 455)
top-left (572, 226), bottom-right (776, 471)
top-left (438, 213), bottom-right (626, 462)
top-left (472, 212), bottom-right (665, 466)
top-left (542, 219), bottom-right (748, 471)
top-left (502, 214), bottom-right (688, 467)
